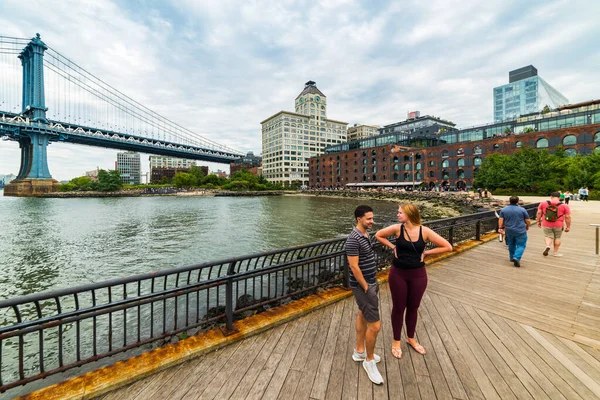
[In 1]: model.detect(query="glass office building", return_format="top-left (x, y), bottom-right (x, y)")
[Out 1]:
top-left (493, 66), bottom-right (568, 122)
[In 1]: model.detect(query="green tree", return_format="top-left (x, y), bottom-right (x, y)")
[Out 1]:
top-left (97, 169), bottom-right (122, 191)
top-left (188, 166), bottom-right (205, 184)
top-left (173, 172), bottom-right (197, 188)
top-left (541, 105), bottom-right (551, 114)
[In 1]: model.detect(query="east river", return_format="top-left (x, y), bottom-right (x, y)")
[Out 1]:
top-left (0, 192), bottom-right (403, 300)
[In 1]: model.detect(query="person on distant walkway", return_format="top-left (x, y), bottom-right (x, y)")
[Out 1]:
top-left (536, 192), bottom-right (571, 257)
top-left (564, 191), bottom-right (571, 205)
top-left (498, 196), bottom-right (531, 268)
top-left (346, 205), bottom-right (383, 385)
top-left (375, 203), bottom-right (452, 359)
top-left (583, 187), bottom-right (589, 201)
top-left (559, 191), bottom-right (565, 203)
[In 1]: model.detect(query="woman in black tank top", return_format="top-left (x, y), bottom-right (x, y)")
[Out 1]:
top-left (375, 203), bottom-right (452, 359)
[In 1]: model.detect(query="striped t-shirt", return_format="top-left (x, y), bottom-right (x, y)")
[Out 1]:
top-left (345, 227), bottom-right (377, 288)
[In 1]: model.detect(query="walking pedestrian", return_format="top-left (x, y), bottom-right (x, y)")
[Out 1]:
top-left (564, 191), bottom-right (571, 205)
top-left (536, 192), bottom-right (571, 257)
top-left (375, 203), bottom-right (452, 359)
top-left (346, 205), bottom-right (383, 385)
top-left (583, 187), bottom-right (589, 201)
top-left (497, 196), bottom-right (531, 267)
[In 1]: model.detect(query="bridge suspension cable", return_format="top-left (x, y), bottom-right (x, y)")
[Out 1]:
top-left (0, 34), bottom-right (243, 155)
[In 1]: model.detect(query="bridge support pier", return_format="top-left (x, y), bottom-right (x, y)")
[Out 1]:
top-left (3, 132), bottom-right (59, 196)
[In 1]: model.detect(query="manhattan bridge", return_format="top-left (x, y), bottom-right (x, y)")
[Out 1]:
top-left (0, 34), bottom-right (244, 195)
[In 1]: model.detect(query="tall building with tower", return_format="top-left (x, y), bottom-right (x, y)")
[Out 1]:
top-left (116, 151), bottom-right (141, 185)
top-left (261, 81), bottom-right (347, 187)
top-left (493, 65), bottom-right (569, 122)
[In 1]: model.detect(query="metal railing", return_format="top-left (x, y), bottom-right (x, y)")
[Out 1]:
top-left (0, 203), bottom-right (539, 393)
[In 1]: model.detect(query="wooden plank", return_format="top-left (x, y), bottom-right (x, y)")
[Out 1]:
top-left (244, 352), bottom-right (284, 400)
top-left (427, 293), bottom-right (501, 400)
top-left (260, 315), bottom-right (311, 400)
top-left (293, 306), bottom-right (335, 399)
top-left (311, 300), bottom-right (345, 399)
top-left (289, 309), bottom-right (324, 372)
top-left (418, 298), bottom-right (466, 400)
top-left (504, 318), bottom-right (596, 399)
top-left (229, 324), bottom-right (287, 399)
top-left (421, 294), bottom-right (485, 400)
top-left (486, 312), bottom-right (579, 400)
top-left (460, 304), bottom-right (551, 400)
top-left (527, 328), bottom-right (600, 398)
top-left (436, 295), bottom-right (517, 399)
top-left (193, 335), bottom-right (262, 399)
top-left (449, 299), bottom-right (533, 399)
top-left (341, 298), bottom-right (359, 400)
top-left (325, 298), bottom-right (353, 400)
top-left (577, 342), bottom-right (600, 363)
top-left (161, 342), bottom-right (242, 399)
top-left (214, 329), bottom-right (281, 399)
top-left (276, 369), bottom-right (302, 400)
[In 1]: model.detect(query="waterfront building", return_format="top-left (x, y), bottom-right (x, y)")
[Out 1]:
top-left (347, 124), bottom-right (379, 142)
top-left (85, 168), bottom-right (99, 181)
top-left (230, 151), bottom-right (262, 176)
top-left (149, 156), bottom-right (196, 171)
top-left (379, 111), bottom-right (457, 137)
top-left (493, 65), bottom-right (569, 122)
top-left (116, 151), bottom-right (141, 185)
top-left (261, 81), bottom-right (348, 187)
top-left (309, 99), bottom-right (600, 190)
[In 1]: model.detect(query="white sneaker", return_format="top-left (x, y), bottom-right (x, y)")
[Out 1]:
top-left (552, 253), bottom-right (563, 257)
top-left (352, 349), bottom-right (381, 363)
top-left (362, 359), bottom-right (384, 385)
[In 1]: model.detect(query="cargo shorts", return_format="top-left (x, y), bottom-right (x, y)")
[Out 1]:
top-left (351, 282), bottom-right (380, 322)
top-left (543, 227), bottom-right (563, 239)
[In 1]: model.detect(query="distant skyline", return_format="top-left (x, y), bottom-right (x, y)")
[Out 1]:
top-left (1, 0), bottom-right (599, 181)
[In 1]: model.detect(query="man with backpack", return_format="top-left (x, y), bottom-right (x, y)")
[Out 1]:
top-left (536, 192), bottom-right (571, 257)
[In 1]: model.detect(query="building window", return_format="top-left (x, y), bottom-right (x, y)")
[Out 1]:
top-left (536, 138), bottom-right (549, 148)
top-left (416, 172), bottom-right (422, 180)
top-left (457, 148), bottom-right (464, 156)
top-left (442, 171), bottom-right (449, 179)
top-left (493, 144), bottom-right (501, 151)
top-left (372, 175), bottom-right (377, 181)
top-left (404, 155), bottom-right (410, 162)
top-left (474, 157), bottom-right (482, 166)
top-left (372, 158), bottom-right (377, 165)
top-left (564, 148), bottom-right (577, 157)
top-left (373, 167), bottom-right (377, 173)
top-left (372, 150), bottom-right (377, 156)
top-left (393, 173), bottom-right (399, 180)
top-left (563, 135), bottom-right (577, 146)
top-left (595, 146), bottom-right (600, 153)
top-left (429, 161), bottom-right (434, 166)
top-left (404, 172), bottom-right (411, 180)
top-left (415, 162), bottom-right (422, 170)
top-left (515, 141), bottom-right (522, 148)
top-left (429, 171), bottom-right (435, 178)
top-left (404, 164), bottom-right (410, 171)
top-left (457, 169), bottom-right (465, 179)
top-left (595, 132), bottom-right (600, 143)
top-left (442, 150), bottom-right (449, 157)
top-left (457, 158), bottom-right (465, 167)
top-left (393, 156), bottom-right (399, 163)
top-left (362, 167), bottom-right (367, 173)
top-left (442, 160), bottom-right (449, 168)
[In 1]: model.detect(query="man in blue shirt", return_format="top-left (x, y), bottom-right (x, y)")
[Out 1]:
top-left (498, 196), bottom-right (531, 267)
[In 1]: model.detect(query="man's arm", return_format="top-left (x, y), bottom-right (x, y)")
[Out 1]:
top-left (536, 207), bottom-right (543, 227)
top-left (564, 215), bottom-right (571, 232)
top-left (347, 255), bottom-right (368, 292)
top-left (498, 217), bottom-right (505, 233)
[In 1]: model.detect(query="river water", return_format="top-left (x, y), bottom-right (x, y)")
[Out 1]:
top-left (0, 192), bottom-right (402, 299)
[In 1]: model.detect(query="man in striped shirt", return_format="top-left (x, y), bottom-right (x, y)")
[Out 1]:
top-left (346, 205), bottom-right (383, 385)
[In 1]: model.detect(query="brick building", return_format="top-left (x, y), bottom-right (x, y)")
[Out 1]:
top-left (230, 151), bottom-right (262, 176)
top-left (309, 100), bottom-right (600, 190)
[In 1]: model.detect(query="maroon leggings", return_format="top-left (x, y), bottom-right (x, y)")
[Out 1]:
top-left (388, 266), bottom-right (428, 340)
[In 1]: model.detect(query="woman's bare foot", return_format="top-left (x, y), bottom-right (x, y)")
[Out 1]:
top-left (391, 340), bottom-right (402, 359)
top-left (406, 337), bottom-right (426, 355)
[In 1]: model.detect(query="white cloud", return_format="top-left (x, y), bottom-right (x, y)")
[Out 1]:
top-left (1, 0), bottom-right (599, 181)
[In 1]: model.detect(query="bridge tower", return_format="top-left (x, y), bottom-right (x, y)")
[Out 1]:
top-left (4, 34), bottom-right (59, 196)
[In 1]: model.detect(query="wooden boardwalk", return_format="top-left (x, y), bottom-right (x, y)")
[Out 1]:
top-left (100, 199), bottom-right (600, 399)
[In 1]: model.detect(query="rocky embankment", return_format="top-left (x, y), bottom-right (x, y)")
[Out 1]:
top-left (295, 190), bottom-right (507, 220)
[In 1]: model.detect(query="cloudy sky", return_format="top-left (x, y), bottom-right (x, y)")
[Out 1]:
top-left (1, 0), bottom-right (599, 181)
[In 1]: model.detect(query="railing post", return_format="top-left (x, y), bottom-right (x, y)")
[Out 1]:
top-left (475, 220), bottom-right (481, 241)
top-left (448, 226), bottom-right (454, 246)
top-left (225, 261), bottom-right (237, 332)
top-left (342, 254), bottom-right (350, 288)
top-left (590, 224), bottom-right (600, 256)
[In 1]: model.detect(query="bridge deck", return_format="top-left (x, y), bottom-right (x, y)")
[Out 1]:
top-left (99, 198), bottom-right (600, 400)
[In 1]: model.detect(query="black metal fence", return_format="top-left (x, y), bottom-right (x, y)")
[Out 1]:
top-left (0, 203), bottom-right (539, 393)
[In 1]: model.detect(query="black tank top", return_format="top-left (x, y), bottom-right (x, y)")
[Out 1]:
top-left (392, 225), bottom-right (426, 269)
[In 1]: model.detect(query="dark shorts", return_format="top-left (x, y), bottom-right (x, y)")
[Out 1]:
top-left (351, 283), bottom-right (380, 322)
